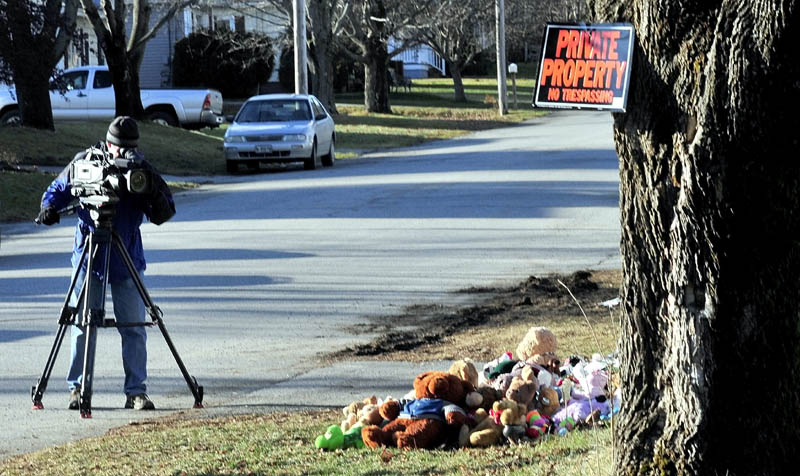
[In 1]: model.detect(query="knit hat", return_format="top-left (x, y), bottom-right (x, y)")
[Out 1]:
top-left (106, 116), bottom-right (139, 147)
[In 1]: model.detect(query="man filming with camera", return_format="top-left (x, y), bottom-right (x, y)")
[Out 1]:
top-left (37, 116), bottom-right (175, 411)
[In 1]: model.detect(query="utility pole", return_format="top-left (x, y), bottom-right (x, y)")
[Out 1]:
top-left (293, 0), bottom-right (308, 94)
top-left (495, 0), bottom-right (508, 115)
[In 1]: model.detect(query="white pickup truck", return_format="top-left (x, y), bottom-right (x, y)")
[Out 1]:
top-left (0, 65), bottom-right (224, 129)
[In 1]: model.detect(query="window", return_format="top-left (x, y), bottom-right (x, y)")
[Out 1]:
top-left (236, 99), bottom-right (312, 123)
top-left (311, 99), bottom-right (327, 120)
top-left (215, 18), bottom-right (231, 32)
top-left (93, 70), bottom-right (113, 89)
top-left (235, 16), bottom-right (245, 33)
top-left (51, 70), bottom-right (88, 91)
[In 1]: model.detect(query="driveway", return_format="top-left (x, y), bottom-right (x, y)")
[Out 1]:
top-left (0, 110), bottom-right (620, 459)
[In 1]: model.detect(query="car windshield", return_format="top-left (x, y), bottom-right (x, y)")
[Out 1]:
top-left (236, 99), bottom-right (312, 123)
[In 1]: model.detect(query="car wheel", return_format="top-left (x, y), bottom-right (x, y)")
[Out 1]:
top-left (304, 140), bottom-right (320, 170)
top-left (0, 109), bottom-right (21, 126)
top-left (322, 140), bottom-right (335, 167)
top-left (226, 159), bottom-right (239, 174)
top-left (149, 110), bottom-right (179, 127)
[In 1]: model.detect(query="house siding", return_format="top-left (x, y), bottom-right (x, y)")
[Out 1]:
top-left (139, 10), bottom-right (186, 88)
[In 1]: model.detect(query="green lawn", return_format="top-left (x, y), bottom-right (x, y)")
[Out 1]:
top-left (0, 409), bottom-right (616, 476)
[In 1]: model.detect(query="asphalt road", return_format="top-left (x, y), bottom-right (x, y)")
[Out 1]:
top-left (0, 110), bottom-right (621, 459)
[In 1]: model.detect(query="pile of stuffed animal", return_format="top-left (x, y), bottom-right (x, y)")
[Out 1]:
top-left (314, 326), bottom-right (621, 451)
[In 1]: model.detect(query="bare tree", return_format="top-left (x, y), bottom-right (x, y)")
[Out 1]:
top-left (505, 0), bottom-right (585, 63)
top-left (306, 0), bottom-right (339, 113)
top-left (0, 0), bottom-right (78, 129)
top-left (227, 0), bottom-right (339, 113)
top-left (78, 0), bottom-right (196, 119)
top-left (413, 0), bottom-right (492, 102)
top-left (337, 0), bottom-right (428, 113)
top-left (591, 0), bottom-right (800, 474)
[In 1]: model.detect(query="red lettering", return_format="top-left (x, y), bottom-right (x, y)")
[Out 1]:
top-left (582, 60), bottom-right (596, 88)
top-left (551, 59), bottom-right (565, 86)
top-left (555, 30), bottom-right (570, 58)
top-left (567, 30), bottom-right (580, 58)
top-left (540, 58), bottom-right (555, 85)
top-left (615, 61), bottom-right (627, 89)
top-left (562, 60), bottom-right (575, 87)
top-left (606, 31), bottom-right (621, 60)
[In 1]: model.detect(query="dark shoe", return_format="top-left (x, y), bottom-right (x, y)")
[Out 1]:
top-left (68, 386), bottom-right (81, 410)
top-left (125, 393), bottom-right (155, 410)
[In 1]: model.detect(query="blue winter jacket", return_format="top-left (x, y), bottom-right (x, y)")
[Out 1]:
top-left (40, 143), bottom-right (174, 284)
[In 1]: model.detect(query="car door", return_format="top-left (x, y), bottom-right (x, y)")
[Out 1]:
top-left (311, 97), bottom-right (333, 150)
top-left (49, 70), bottom-right (89, 120)
top-left (87, 70), bottom-right (115, 120)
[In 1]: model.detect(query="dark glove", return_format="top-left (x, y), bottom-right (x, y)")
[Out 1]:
top-left (36, 207), bottom-right (60, 225)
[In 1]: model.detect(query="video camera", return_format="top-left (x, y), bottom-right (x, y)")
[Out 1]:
top-left (69, 146), bottom-right (153, 201)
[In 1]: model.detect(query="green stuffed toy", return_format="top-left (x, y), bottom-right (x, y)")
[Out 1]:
top-left (315, 424), bottom-right (365, 450)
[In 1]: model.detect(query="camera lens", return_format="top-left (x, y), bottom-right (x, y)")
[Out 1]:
top-left (128, 170), bottom-right (149, 194)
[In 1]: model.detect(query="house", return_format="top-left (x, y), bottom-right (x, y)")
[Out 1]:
top-left (62, 1), bottom-right (287, 88)
top-left (388, 41), bottom-right (446, 79)
top-left (58, 2), bottom-right (446, 90)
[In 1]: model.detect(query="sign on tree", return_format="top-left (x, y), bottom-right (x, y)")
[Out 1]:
top-left (534, 23), bottom-right (634, 112)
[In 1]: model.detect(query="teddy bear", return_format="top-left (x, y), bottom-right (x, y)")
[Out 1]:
top-left (341, 395), bottom-right (384, 431)
top-left (360, 371), bottom-right (477, 450)
top-left (463, 407), bottom-right (502, 447)
top-left (496, 399), bottom-right (528, 443)
top-left (505, 375), bottom-right (539, 412)
top-left (536, 386), bottom-right (561, 418)
top-left (448, 358), bottom-right (479, 387)
top-left (516, 326), bottom-right (557, 362)
top-left (472, 385), bottom-right (504, 411)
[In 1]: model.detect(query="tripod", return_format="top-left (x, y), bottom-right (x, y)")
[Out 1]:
top-left (31, 200), bottom-right (203, 418)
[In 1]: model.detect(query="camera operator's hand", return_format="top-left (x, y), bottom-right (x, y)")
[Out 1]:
top-left (36, 207), bottom-right (60, 226)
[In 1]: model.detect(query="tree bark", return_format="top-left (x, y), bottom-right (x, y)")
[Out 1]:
top-left (12, 63), bottom-right (54, 130)
top-left (307, 0), bottom-right (337, 114)
top-left (363, 41), bottom-right (390, 113)
top-left (0, 0), bottom-right (77, 130)
top-left (591, 1), bottom-right (800, 474)
top-left (449, 62), bottom-right (467, 102)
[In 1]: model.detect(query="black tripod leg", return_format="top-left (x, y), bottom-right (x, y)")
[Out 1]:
top-left (31, 236), bottom-right (89, 409)
top-left (112, 233), bottom-right (204, 408)
top-left (78, 234), bottom-right (110, 419)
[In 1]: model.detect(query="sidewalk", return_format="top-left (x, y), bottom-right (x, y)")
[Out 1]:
top-left (1, 360), bottom-right (455, 460)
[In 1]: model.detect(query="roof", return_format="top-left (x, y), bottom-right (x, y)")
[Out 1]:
top-left (245, 94), bottom-right (315, 102)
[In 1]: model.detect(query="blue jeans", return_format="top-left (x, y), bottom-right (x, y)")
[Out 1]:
top-left (66, 266), bottom-right (148, 396)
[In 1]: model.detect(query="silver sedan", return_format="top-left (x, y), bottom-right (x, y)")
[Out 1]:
top-left (223, 94), bottom-right (335, 173)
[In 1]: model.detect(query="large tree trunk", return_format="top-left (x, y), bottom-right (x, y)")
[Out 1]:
top-left (104, 44), bottom-right (146, 119)
top-left (363, 42), bottom-right (390, 113)
top-left (448, 62), bottom-right (467, 102)
top-left (592, 1), bottom-right (800, 474)
top-left (79, 0), bottom-right (148, 120)
top-left (12, 63), bottom-right (54, 130)
top-left (308, 0), bottom-right (337, 114)
top-left (0, 0), bottom-right (76, 130)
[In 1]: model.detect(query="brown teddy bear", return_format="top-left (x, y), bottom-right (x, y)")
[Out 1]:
top-left (536, 387), bottom-right (561, 417)
top-left (448, 358), bottom-right (479, 387)
top-left (464, 407), bottom-right (502, 447)
top-left (516, 326), bottom-right (557, 362)
top-left (505, 376), bottom-right (539, 411)
top-left (341, 395), bottom-right (381, 431)
top-left (361, 371), bottom-right (476, 450)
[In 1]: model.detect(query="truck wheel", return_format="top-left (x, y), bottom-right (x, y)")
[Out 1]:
top-left (226, 160), bottom-right (239, 174)
top-left (0, 109), bottom-right (21, 126)
top-left (149, 111), bottom-right (178, 127)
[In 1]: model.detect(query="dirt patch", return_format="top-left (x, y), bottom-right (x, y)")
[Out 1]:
top-left (326, 269), bottom-right (622, 363)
